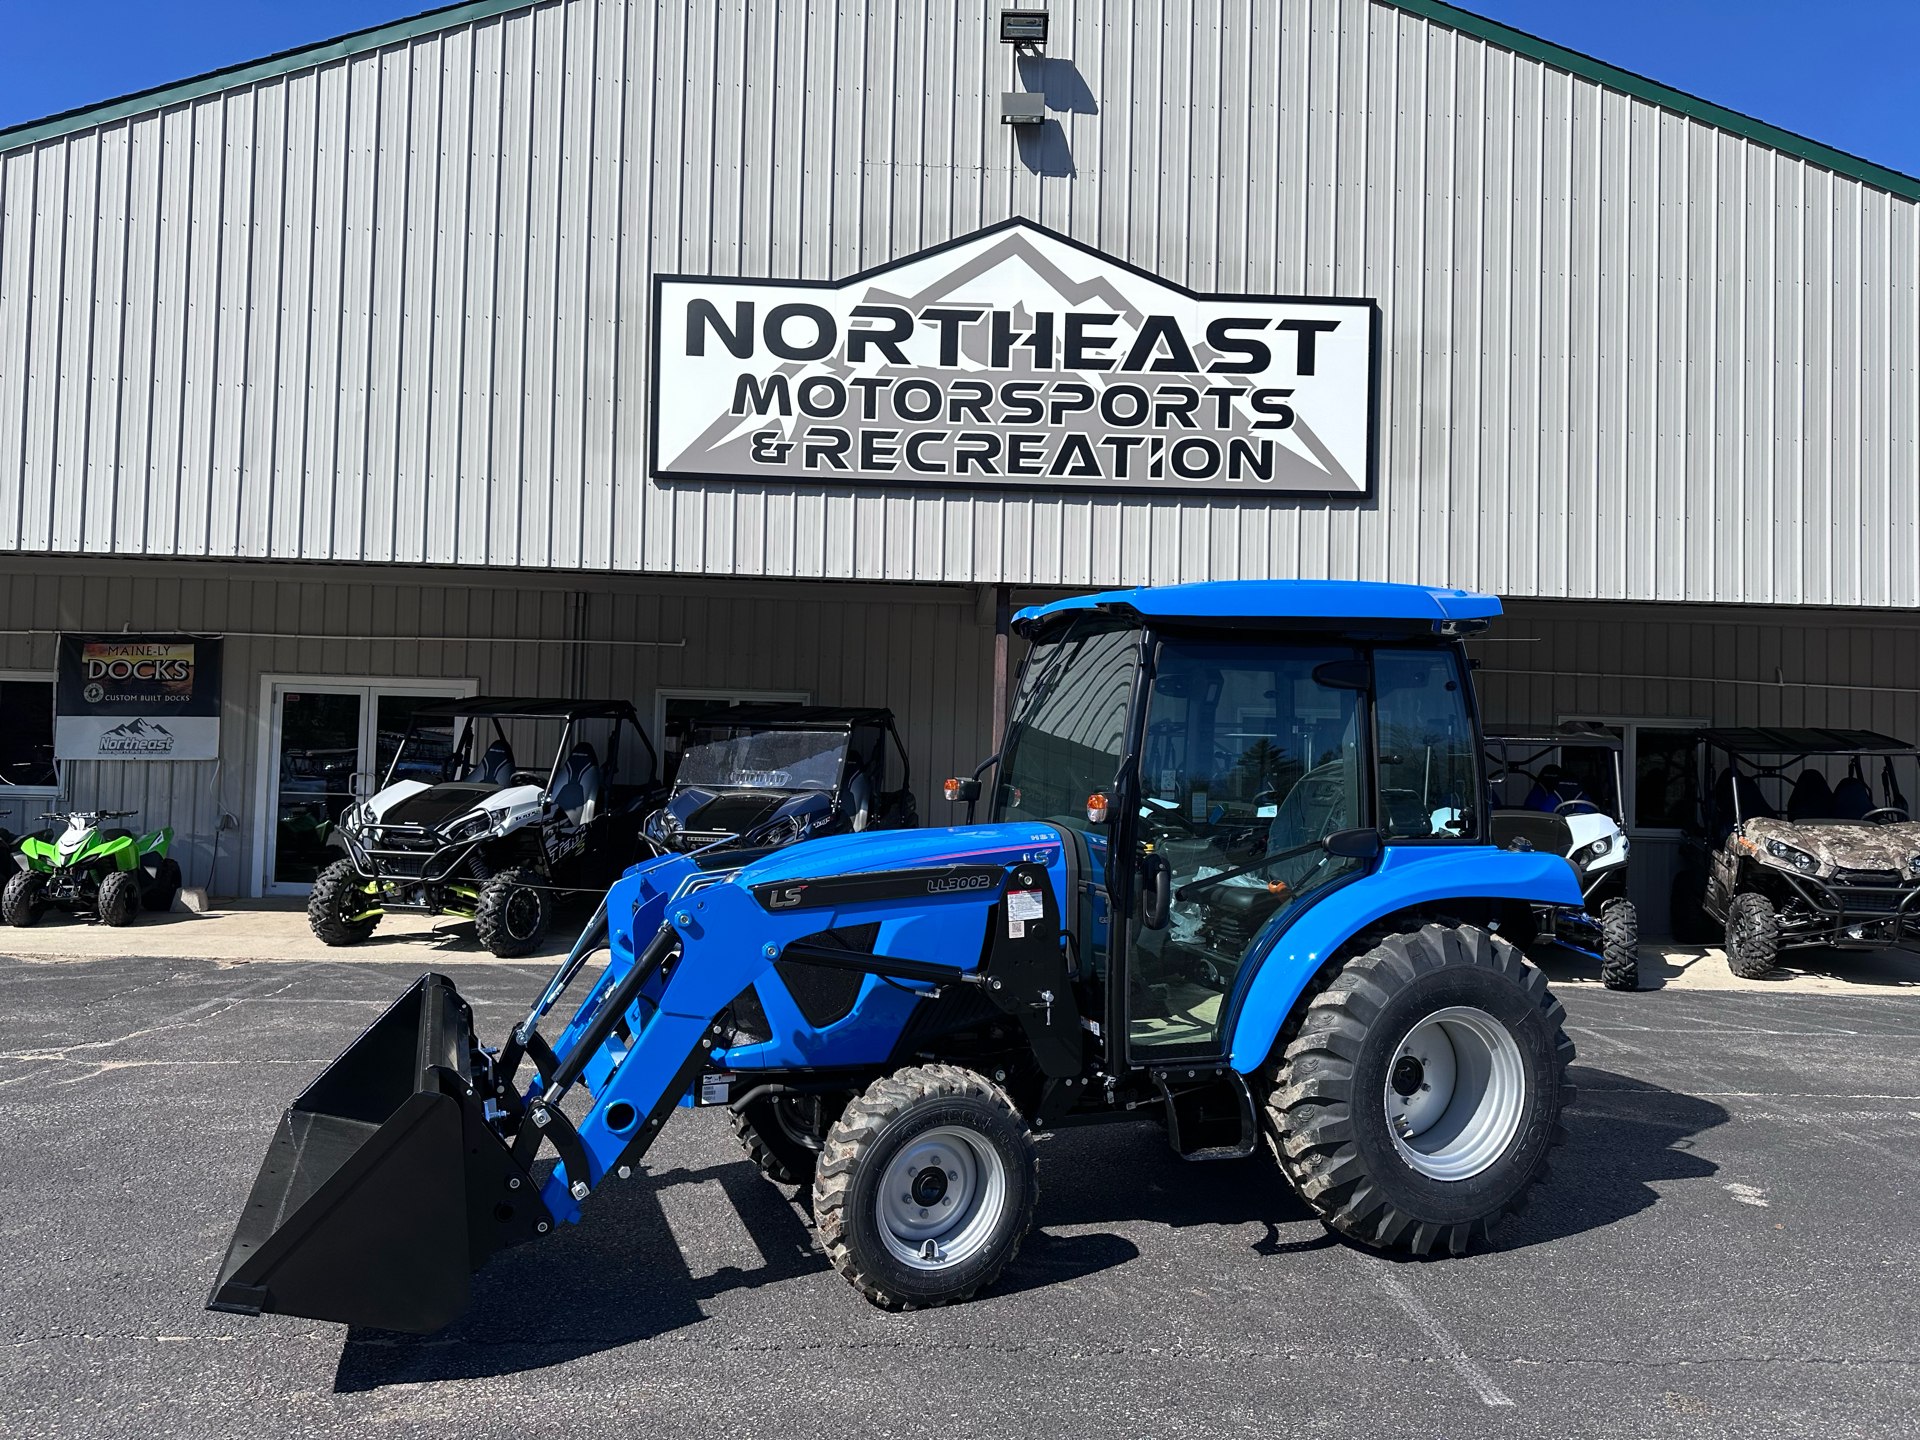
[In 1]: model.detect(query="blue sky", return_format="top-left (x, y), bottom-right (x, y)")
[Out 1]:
top-left (2, 0), bottom-right (1916, 178)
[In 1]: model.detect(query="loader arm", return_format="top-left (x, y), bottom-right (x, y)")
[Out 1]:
top-left (517, 828), bottom-right (1077, 1223)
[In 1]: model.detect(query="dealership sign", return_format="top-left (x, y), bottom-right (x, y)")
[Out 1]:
top-left (651, 220), bottom-right (1377, 498)
top-left (55, 635), bottom-right (223, 761)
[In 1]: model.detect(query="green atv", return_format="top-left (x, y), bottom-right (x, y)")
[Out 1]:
top-left (3, 810), bottom-right (181, 927)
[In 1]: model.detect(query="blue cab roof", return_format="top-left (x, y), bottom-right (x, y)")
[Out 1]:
top-left (1013, 579), bottom-right (1502, 630)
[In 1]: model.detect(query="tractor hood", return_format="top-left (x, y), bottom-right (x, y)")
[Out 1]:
top-left (1742, 817), bottom-right (1920, 878)
top-left (735, 822), bottom-right (1066, 886)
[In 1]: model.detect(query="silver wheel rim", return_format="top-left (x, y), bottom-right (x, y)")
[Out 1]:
top-left (1385, 1005), bottom-right (1527, 1181)
top-left (877, 1125), bottom-right (1007, 1271)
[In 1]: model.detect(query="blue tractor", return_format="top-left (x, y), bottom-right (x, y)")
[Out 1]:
top-left (209, 581), bottom-right (1583, 1332)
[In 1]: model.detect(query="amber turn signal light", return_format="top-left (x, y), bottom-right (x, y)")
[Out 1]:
top-left (1086, 792), bottom-right (1109, 823)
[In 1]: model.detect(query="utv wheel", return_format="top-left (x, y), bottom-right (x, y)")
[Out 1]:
top-left (733, 1094), bottom-right (823, 1185)
top-left (1600, 899), bottom-right (1640, 991)
top-left (474, 867), bottom-right (550, 958)
top-left (143, 857), bottom-right (182, 912)
top-left (1725, 892), bottom-right (1781, 979)
top-left (1265, 922), bottom-right (1574, 1257)
top-left (814, 1064), bottom-right (1038, 1310)
top-left (308, 858), bottom-right (381, 946)
top-left (96, 870), bottom-right (143, 927)
top-left (2, 870), bottom-right (47, 928)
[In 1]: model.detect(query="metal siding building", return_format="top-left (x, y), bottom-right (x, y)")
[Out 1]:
top-left (1, 0), bottom-right (1916, 922)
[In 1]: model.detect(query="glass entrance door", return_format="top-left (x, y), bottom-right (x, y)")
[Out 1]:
top-left (262, 681), bottom-right (469, 894)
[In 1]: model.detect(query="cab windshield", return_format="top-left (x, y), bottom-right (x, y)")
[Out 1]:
top-left (997, 618), bottom-right (1141, 832)
top-left (675, 728), bottom-right (849, 792)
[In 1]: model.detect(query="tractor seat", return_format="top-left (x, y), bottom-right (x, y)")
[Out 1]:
top-left (467, 739), bottom-right (516, 786)
top-left (552, 743), bottom-right (602, 825)
top-left (1787, 769), bottom-right (1836, 821)
top-left (1831, 775), bottom-right (1876, 820)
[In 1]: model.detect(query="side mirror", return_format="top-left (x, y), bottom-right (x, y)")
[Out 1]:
top-left (1324, 827), bottom-right (1382, 860)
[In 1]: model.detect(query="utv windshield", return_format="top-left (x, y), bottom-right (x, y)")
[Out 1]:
top-left (675, 728), bottom-right (849, 792)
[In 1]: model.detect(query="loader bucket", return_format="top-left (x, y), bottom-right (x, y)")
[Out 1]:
top-left (207, 973), bottom-right (551, 1333)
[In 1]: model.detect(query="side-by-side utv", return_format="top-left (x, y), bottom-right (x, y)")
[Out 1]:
top-left (1484, 725), bottom-right (1640, 990)
top-left (1669, 727), bottom-right (1920, 976)
top-left (644, 705), bottom-right (916, 855)
top-left (211, 580), bottom-right (1583, 1332)
top-left (308, 699), bottom-right (665, 958)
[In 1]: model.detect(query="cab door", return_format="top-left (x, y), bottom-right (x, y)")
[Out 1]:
top-left (1123, 638), bottom-right (1371, 1063)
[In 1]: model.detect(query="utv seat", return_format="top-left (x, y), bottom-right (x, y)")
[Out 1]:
top-left (467, 739), bottom-right (517, 787)
top-left (1787, 769), bottom-right (1837, 822)
top-left (1831, 775), bottom-right (1876, 820)
top-left (552, 743), bottom-right (602, 825)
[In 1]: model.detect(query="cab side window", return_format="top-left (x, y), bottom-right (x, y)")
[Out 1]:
top-left (1373, 649), bottom-right (1478, 840)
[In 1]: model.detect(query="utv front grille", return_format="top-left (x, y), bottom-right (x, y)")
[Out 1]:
top-left (1832, 869), bottom-right (1903, 886)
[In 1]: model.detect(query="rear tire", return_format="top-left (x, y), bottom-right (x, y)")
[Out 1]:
top-left (143, 857), bottom-right (182, 912)
top-left (1725, 891), bottom-right (1780, 979)
top-left (308, 858), bottom-right (381, 946)
top-left (1264, 922), bottom-right (1574, 1257)
top-left (1600, 899), bottom-right (1640, 991)
top-left (474, 866), bottom-right (550, 958)
top-left (2, 870), bottom-right (46, 928)
top-left (733, 1095), bottom-right (823, 1185)
top-left (96, 869), bottom-right (142, 926)
top-left (814, 1064), bottom-right (1037, 1310)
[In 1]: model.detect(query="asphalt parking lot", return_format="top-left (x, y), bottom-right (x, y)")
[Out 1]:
top-left (3, 953), bottom-right (1917, 1439)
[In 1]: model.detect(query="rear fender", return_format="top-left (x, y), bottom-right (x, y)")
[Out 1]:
top-left (1225, 845), bottom-right (1585, 1074)
top-left (136, 826), bottom-right (173, 857)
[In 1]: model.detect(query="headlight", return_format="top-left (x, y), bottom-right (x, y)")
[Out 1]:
top-left (1586, 836), bottom-right (1612, 860)
top-left (1764, 838), bottom-right (1818, 873)
top-left (1908, 855), bottom-right (1920, 876)
top-left (442, 812), bottom-right (492, 844)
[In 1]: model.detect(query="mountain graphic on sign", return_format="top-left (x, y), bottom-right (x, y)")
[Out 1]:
top-left (101, 719), bottom-right (173, 739)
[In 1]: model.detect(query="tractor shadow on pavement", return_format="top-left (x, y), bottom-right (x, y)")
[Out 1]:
top-left (332, 1065), bottom-right (1723, 1388)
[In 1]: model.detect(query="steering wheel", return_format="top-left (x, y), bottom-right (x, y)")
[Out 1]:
top-left (1553, 799), bottom-right (1598, 816)
top-left (1862, 806), bottom-right (1909, 825)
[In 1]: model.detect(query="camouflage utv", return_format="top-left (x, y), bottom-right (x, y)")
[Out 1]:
top-left (1674, 728), bottom-right (1920, 977)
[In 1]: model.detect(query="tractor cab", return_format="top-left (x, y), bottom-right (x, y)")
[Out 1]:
top-left (992, 581), bottom-right (1491, 1071)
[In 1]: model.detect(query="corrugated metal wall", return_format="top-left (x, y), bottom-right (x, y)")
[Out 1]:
top-left (3, 0), bottom-right (1914, 602)
top-left (0, 558), bottom-right (996, 894)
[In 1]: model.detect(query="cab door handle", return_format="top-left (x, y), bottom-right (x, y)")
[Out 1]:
top-left (1138, 853), bottom-right (1171, 931)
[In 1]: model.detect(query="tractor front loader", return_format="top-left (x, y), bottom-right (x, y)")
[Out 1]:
top-left (210, 580), bottom-right (1587, 1332)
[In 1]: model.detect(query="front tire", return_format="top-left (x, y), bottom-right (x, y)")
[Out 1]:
top-left (1725, 891), bottom-right (1780, 979)
top-left (2, 870), bottom-right (47, 927)
top-left (1265, 922), bottom-right (1574, 1257)
top-left (814, 1065), bottom-right (1037, 1310)
top-left (474, 866), bottom-right (550, 958)
top-left (1600, 898), bottom-right (1640, 991)
top-left (96, 869), bottom-right (143, 926)
top-left (308, 858), bottom-right (381, 946)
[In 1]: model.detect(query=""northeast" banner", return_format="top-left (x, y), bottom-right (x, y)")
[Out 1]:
top-left (651, 220), bottom-right (1377, 500)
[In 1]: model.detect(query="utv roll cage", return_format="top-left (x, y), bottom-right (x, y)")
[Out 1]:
top-left (1687, 727), bottom-right (1920, 953)
top-left (340, 697), bottom-right (660, 889)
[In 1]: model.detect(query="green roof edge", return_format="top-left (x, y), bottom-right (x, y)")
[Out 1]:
top-left (1387, 0), bottom-right (1920, 201)
top-left (3, 0), bottom-right (1916, 204)
top-left (0, 0), bottom-right (536, 155)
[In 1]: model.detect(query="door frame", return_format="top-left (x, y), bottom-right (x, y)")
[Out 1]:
top-left (250, 673), bottom-right (478, 897)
